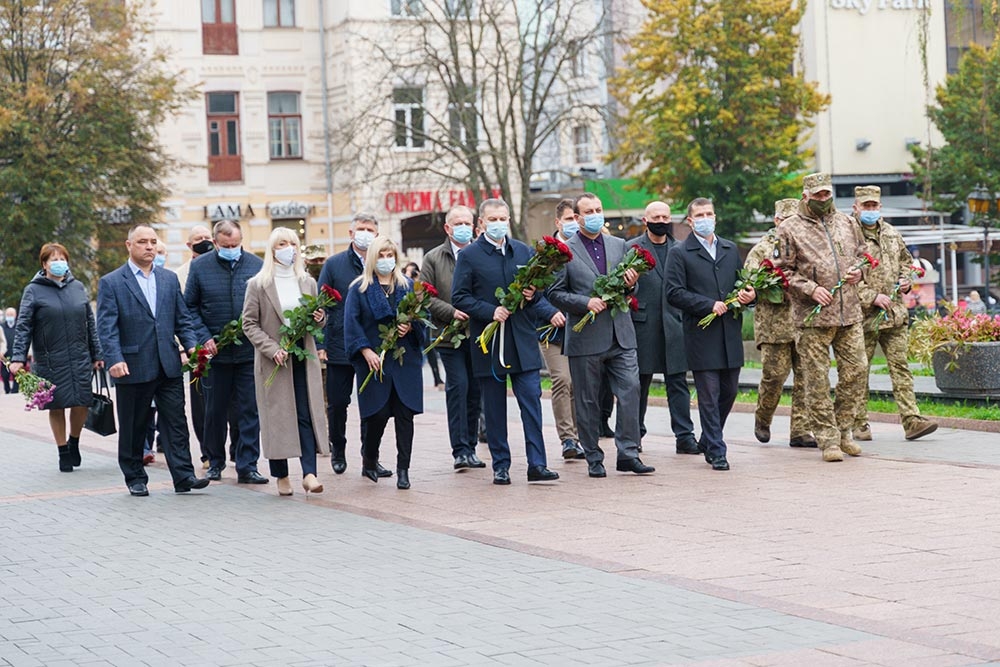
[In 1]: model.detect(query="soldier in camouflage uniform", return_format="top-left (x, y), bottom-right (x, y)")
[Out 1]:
top-left (774, 172), bottom-right (870, 463)
top-left (745, 199), bottom-right (815, 448)
top-left (852, 186), bottom-right (938, 441)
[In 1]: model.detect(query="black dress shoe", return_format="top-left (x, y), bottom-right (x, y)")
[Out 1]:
top-left (467, 453), bottom-right (487, 468)
top-left (205, 466), bottom-right (223, 481)
top-left (710, 457), bottom-right (731, 471)
top-left (588, 461), bottom-right (607, 478)
top-left (454, 454), bottom-right (470, 470)
top-left (128, 482), bottom-right (149, 497)
top-left (493, 469), bottom-right (511, 485)
top-left (396, 469), bottom-right (410, 489)
top-left (237, 471), bottom-right (269, 484)
top-left (361, 468), bottom-right (379, 483)
top-left (376, 463), bottom-right (393, 478)
top-left (332, 458), bottom-right (347, 474)
top-left (175, 476), bottom-right (210, 492)
top-left (527, 466), bottom-right (559, 482)
top-left (616, 458), bottom-right (655, 474)
top-left (561, 439), bottom-right (579, 459)
top-left (675, 440), bottom-right (701, 455)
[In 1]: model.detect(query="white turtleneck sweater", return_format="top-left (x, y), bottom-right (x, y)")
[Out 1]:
top-left (273, 264), bottom-right (302, 325)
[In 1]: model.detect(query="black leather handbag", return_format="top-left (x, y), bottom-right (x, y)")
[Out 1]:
top-left (84, 369), bottom-right (116, 437)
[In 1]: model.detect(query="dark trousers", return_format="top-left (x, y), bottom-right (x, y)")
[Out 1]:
top-left (203, 362), bottom-right (261, 474)
top-left (143, 406), bottom-right (159, 455)
top-left (189, 378), bottom-right (209, 461)
top-left (269, 356), bottom-right (319, 478)
top-left (692, 367), bottom-right (741, 463)
top-left (362, 385), bottom-right (414, 470)
top-left (479, 370), bottom-right (547, 472)
top-left (437, 342), bottom-right (481, 457)
top-left (326, 362), bottom-right (365, 461)
top-left (599, 372), bottom-right (614, 422)
top-left (1, 357), bottom-right (17, 394)
top-left (115, 371), bottom-right (196, 487)
top-left (427, 348), bottom-right (443, 385)
top-left (568, 344), bottom-right (641, 464)
top-left (639, 372), bottom-right (695, 443)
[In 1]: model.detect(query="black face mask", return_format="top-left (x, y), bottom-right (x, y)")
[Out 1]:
top-left (192, 240), bottom-right (215, 255)
top-left (646, 222), bottom-right (671, 237)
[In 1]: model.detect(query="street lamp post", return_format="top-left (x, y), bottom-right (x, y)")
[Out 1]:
top-left (967, 188), bottom-right (993, 309)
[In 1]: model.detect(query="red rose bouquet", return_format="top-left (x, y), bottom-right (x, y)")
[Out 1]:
top-left (804, 252), bottom-right (879, 325)
top-left (265, 284), bottom-right (342, 386)
top-left (477, 236), bottom-right (574, 354)
top-left (698, 259), bottom-right (789, 329)
top-left (183, 317), bottom-right (245, 386)
top-left (359, 280), bottom-right (435, 393)
top-left (572, 244), bottom-right (655, 332)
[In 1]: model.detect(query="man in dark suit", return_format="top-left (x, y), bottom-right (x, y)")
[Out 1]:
top-left (665, 198), bottom-right (755, 471)
top-left (548, 192), bottom-right (654, 478)
top-left (452, 198), bottom-right (562, 485)
top-left (628, 201), bottom-right (699, 454)
top-left (317, 213), bottom-right (391, 478)
top-left (1, 307), bottom-right (18, 394)
top-left (96, 223), bottom-right (213, 496)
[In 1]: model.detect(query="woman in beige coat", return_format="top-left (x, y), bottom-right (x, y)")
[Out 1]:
top-left (243, 228), bottom-right (329, 496)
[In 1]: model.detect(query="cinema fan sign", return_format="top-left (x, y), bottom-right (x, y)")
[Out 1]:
top-left (384, 188), bottom-right (503, 214)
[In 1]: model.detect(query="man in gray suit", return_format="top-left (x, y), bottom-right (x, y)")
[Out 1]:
top-left (628, 201), bottom-right (699, 454)
top-left (548, 192), bottom-right (655, 478)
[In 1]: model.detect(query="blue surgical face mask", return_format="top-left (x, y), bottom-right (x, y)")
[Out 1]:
top-left (451, 224), bottom-right (473, 244)
top-left (218, 246), bottom-right (242, 262)
top-left (582, 213), bottom-right (605, 234)
top-left (376, 257), bottom-right (396, 276)
top-left (353, 230), bottom-right (375, 250)
top-left (274, 246), bottom-right (296, 266)
top-left (485, 222), bottom-right (508, 241)
top-left (5, 317), bottom-right (15, 328)
top-left (153, 255), bottom-right (166, 268)
top-left (859, 210), bottom-right (881, 226)
top-left (561, 221), bottom-right (580, 238)
top-left (692, 217), bottom-right (716, 238)
top-left (49, 260), bottom-right (69, 277)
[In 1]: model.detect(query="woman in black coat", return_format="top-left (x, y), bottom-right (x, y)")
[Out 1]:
top-left (9, 243), bottom-right (104, 472)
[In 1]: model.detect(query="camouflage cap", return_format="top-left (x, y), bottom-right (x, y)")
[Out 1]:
top-left (854, 185), bottom-right (881, 204)
top-left (774, 198), bottom-right (799, 220)
top-left (802, 172), bottom-right (833, 195)
top-left (301, 244), bottom-right (328, 262)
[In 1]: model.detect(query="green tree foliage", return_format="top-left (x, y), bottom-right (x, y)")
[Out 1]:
top-left (0, 0), bottom-right (188, 307)
top-left (610, 0), bottom-right (828, 237)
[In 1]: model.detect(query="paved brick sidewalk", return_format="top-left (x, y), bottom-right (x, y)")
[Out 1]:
top-left (2, 380), bottom-right (1000, 666)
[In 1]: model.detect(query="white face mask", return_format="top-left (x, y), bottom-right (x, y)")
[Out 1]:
top-left (274, 246), bottom-right (296, 267)
top-left (353, 230), bottom-right (375, 250)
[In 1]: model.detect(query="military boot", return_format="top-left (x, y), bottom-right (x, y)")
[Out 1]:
top-left (852, 423), bottom-right (872, 441)
top-left (822, 445), bottom-right (844, 463)
top-left (754, 417), bottom-right (771, 443)
top-left (904, 418), bottom-right (939, 441)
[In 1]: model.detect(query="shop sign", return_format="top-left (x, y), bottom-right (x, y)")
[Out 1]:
top-left (268, 200), bottom-right (313, 219)
top-left (384, 188), bottom-right (503, 214)
top-left (204, 202), bottom-right (255, 221)
top-left (830, 0), bottom-right (927, 13)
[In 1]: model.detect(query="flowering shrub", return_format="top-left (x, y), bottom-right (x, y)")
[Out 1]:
top-left (908, 304), bottom-right (1000, 370)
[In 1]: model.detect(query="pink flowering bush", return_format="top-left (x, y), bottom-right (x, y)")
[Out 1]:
top-left (909, 305), bottom-right (1000, 369)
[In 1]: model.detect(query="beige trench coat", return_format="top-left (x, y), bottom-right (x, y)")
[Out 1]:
top-left (242, 276), bottom-right (329, 460)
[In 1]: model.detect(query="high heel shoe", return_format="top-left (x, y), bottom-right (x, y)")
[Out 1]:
top-left (302, 473), bottom-right (324, 494)
top-left (276, 477), bottom-right (293, 496)
top-left (396, 469), bottom-right (410, 490)
top-left (361, 468), bottom-right (379, 483)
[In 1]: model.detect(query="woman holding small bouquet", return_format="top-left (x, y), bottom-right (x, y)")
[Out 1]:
top-left (242, 228), bottom-right (329, 497)
top-left (9, 243), bottom-right (103, 472)
top-left (343, 237), bottom-right (425, 489)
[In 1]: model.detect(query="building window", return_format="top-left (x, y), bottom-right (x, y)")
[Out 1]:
top-left (268, 92), bottom-right (302, 159)
top-left (390, 0), bottom-right (423, 16)
top-left (393, 87), bottom-right (425, 149)
top-left (573, 125), bottom-right (591, 164)
top-left (945, 0), bottom-right (992, 73)
top-left (569, 40), bottom-right (586, 78)
top-left (207, 92), bottom-right (242, 182)
top-left (202, 0), bottom-right (238, 55)
top-left (263, 0), bottom-right (295, 27)
top-left (445, 0), bottom-right (475, 18)
top-left (448, 86), bottom-right (478, 147)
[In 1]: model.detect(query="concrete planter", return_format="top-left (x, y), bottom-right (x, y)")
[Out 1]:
top-left (932, 341), bottom-right (1000, 398)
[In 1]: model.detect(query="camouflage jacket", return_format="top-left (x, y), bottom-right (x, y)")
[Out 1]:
top-left (774, 201), bottom-right (866, 328)
top-left (744, 230), bottom-right (793, 346)
top-left (856, 218), bottom-right (915, 331)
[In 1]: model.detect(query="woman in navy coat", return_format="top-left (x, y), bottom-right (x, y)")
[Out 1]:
top-left (343, 237), bottom-right (424, 489)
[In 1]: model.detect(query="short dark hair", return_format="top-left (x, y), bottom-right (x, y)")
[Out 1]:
top-left (127, 223), bottom-right (157, 240)
top-left (478, 198), bottom-right (509, 218)
top-left (574, 192), bottom-right (601, 214)
top-left (686, 197), bottom-right (714, 218)
top-left (39, 242), bottom-right (70, 266)
top-left (555, 198), bottom-right (576, 219)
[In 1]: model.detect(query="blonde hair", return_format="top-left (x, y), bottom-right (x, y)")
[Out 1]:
top-left (353, 236), bottom-right (408, 293)
top-left (253, 227), bottom-right (307, 287)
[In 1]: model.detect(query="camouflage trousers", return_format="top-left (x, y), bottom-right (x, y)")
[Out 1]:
top-left (756, 342), bottom-right (809, 438)
top-left (797, 323), bottom-right (868, 450)
top-left (855, 324), bottom-right (921, 430)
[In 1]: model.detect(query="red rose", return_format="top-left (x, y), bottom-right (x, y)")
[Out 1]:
top-left (423, 282), bottom-right (440, 298)
top-left (628, 295), bottom-right (639, 311)
top-left (632, 245), bottom-right (656, 269)
top-left (760, 259), bottom-right (774, 270)
top-left (863, 252), bottom-right (879, 269)
top-left (913, 266), bottom-right (925, 278)
top-left (556, 241), bottom-right (572, 259)
top-left (542, 235), bottom-right (557, 245)
top-left (197, 348), bottom-right (209, 360)
top-left (321, 284), bottom-right (342, 302)
top-left (774, 266), bottom-right (790, 289)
